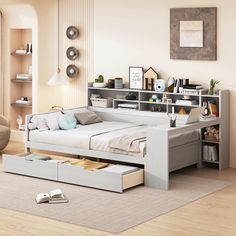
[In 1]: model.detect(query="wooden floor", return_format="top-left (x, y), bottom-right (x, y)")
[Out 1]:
top-left (1, 142), bottom-right (236, 236)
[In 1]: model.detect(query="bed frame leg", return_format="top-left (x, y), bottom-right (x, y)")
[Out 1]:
top-left (145, 128), bottom-right (169, 190)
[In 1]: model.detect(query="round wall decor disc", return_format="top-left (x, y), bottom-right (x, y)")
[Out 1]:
top-left (66, 26), bottom-right (79, 40)
top-left (66, 47), bottom-right (79, 60)
top-left (66, 64), bottom-right (79, 78)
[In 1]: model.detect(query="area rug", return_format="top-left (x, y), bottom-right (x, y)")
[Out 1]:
top-left (0, 169), bottom-right (231, 234)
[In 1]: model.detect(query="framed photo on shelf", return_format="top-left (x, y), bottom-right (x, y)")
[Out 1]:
top-left (129, 67), bottom-right (144, 90)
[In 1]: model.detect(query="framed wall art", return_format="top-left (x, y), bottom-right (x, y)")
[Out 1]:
top-left (129, 67), bottom-right (144, 90)
top-left (170, 7), bottom-right (217, 61)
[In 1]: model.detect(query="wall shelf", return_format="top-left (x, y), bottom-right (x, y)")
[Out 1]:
top-left (201, 140), bottom-right (220, 144)
top-left (10, 28), bottom-right (33, 130)
top-left (11, 103), bottom-right (32, 108)
top-left (11, 52), bottom-right (32, 56)
top-left (11, 79), bottom-right (32, 83)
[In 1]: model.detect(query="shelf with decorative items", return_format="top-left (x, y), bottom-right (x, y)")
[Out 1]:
top-left (9, 28), bottom-right (33, 131)
top-left (11, 52), bottom-right (32, 56)
top-left (11, 103), bottom-right (32, 108)
top-left (88, 75), bottom-right (229, 170)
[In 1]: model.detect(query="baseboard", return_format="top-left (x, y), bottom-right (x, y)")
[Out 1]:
top-left (10, 130), bottom-right (25, 142)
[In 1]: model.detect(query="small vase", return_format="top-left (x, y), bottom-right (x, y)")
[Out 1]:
top-left (208, 86), bottom-right (214, 95)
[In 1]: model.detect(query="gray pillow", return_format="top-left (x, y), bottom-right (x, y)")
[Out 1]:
top-left (74, 111), bottom-right (102, 125)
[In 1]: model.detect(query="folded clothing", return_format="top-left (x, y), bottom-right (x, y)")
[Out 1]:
top-left (108, 131), bottom-right (146, 153)
top-left (101, 165), bottom-right (139, 175)
top-left (71, 158), bottom-right (109, 171)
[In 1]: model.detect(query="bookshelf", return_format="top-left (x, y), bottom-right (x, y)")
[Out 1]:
top-left (10, 28), bottom-right (33, 131)
top-left (88, 83), bottom-right (229, 170)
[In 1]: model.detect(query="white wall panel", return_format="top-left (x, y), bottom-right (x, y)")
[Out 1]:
top-left (60, 0), bottom-right (94, 109)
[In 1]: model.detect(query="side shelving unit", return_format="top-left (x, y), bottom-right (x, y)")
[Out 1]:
top-left (88, 83), bottom-right (229, 170)
top-left (200, 90), bottom-right (229, 170)
top-left (10, 28), bottom-right (33, 131)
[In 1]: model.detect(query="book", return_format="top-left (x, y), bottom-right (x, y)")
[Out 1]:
top-left (15, 100), bottom-right (32, 105)
top-left (35, 189), bottom-right (68, 204)
top-left (175, 99), bottom-right (198, 105)
top-left (183, 84), bottom-right (202, 89)
top-left (182, 88), bottom-right (207, 95)
top-left (16, 74), bottom-right (32, 80)
top-left (15, 49), bottom-right (27, 54)
top-left (118, 103), bottom-right (138, 109)
top-left (202, 145), bottom-right (218, 162)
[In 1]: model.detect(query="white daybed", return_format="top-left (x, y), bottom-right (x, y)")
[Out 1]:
top-left (22, 106), bottom-right (222, 190)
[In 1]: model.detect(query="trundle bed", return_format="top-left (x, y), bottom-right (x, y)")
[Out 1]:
top-left (3, 107), bottom-right (222, 191)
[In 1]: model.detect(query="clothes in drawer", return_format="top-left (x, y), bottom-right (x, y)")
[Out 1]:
top-left (58, 164), bottom-right (144, 193)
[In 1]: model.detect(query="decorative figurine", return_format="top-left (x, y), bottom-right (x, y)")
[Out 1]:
top-left (16, 115), bottom-right (25, 131)
top-left (156, 79), bottom-right (166, 92)
top-left (167, 77), bottom-right (175, 92)
top-left (144, 67), bottom-right (159, 91)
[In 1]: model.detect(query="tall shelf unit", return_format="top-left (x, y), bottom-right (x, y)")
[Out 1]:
top-left (10, 28), bottom-right (32, 131)
top-left (88, 84), bottom-right (229, 170)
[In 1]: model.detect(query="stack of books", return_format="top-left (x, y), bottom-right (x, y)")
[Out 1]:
top-left (16, 74), bottom-right (32, 80)
top-left (175, 99), bottom-right (198, 106)
top-left (15, 99), bottom-right (32, 105)
top-left (118, 103), bottom-right (138, 110)
top-left (15, 49), bottom-right (27, 54)
top-left (182, 84), bottom-right (207, 95)
top-left (203, 145), bottom-right (218, 162)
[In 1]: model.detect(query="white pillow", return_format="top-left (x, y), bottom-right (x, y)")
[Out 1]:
top-left (29, 112), bottom-right (62, 131)
top-left (37, 117), bottom-right (49, 131)
top-left (45, 112), bottom-right (63, 131)
top-left (28, 115), bottom-right (48, 131)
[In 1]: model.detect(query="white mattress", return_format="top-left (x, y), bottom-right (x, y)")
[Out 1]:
top-left (90, 126), bottom-right (147, 157)
top-left (29, 121), bottom-right (199, 157)
top-left (29, 121), bottom-right (141, 150)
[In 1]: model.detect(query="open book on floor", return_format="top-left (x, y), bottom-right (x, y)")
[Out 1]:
top-left (35, 188), bottom-right (68, 204)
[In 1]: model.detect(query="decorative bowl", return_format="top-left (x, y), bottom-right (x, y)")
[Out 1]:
top-left (93, 82), bottom-right (107, 88)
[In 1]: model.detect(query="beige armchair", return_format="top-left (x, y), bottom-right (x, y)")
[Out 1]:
top-left (0, 115), bottom-right (10, 151)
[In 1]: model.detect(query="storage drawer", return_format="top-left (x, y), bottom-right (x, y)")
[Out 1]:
top-left (2, 154), bottom-right (58, 181)
top-left (58, 164), bottom-right (144, 193)
top-left (169, 141), bottom-right (200, 172)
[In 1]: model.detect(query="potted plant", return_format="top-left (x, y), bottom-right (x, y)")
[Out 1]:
top-left (93, 75), bottom-right (107, 88)
top-left (208, 79), bottom-right (220, 95)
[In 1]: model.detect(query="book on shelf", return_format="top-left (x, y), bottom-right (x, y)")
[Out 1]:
top-left (35, 189), bottom-right (68, 204)
top-left (203, 145), bottom-right (218, 162)
top-left (16, 74), bottom-right (32, 80)
top-left (15, 100), bottom-right (32, 105)
top-left (175, 99), bottom-right (198, 105)
top-left (118, 103), bottom-right (138, 110)
top-left (182, 88), bottom-right (207, 95)
top-left (15, 49), bottom-right (27, 54)
top-left (183, 84), bottom-right (202, 89)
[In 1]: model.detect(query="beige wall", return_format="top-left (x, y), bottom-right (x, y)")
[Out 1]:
top-left (0, 0), bottom-right (93, 113)
top-left (0, 0), bottom-right (235, 167)
top-left (0, 0), bottom-right (60, 114)
top-left (93, 0), bottom-right (236, 167)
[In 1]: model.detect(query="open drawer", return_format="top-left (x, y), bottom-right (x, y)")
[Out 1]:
top-left (2, 154), bottom-right (58, 181)
top-left (58, 163), bottom-right (144, 193)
